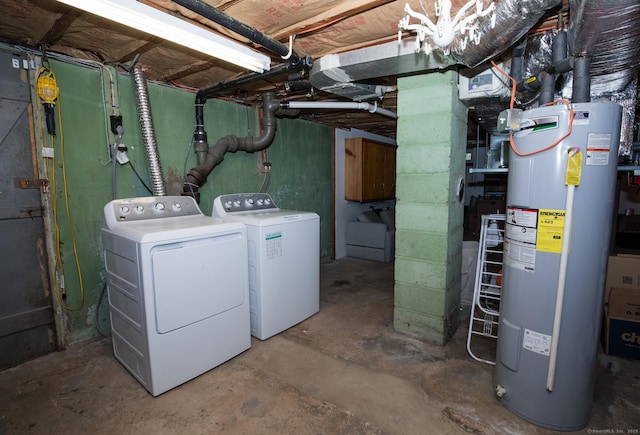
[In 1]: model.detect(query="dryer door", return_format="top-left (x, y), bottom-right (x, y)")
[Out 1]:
top-left (150, 231), bottom-right (247, 334)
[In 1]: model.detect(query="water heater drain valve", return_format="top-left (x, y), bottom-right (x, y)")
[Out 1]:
top-left (495, 384), bottom-right (507, 398)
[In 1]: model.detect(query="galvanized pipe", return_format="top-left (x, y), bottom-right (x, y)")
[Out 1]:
top-left (132, 67), bottom-right (166, 196)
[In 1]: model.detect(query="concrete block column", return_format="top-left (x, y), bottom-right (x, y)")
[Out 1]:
top-left (393, 71), bottom-right (468, 345)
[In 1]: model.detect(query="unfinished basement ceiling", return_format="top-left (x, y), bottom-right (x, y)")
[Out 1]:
top-left (1, 0), bottom-right (639, 139)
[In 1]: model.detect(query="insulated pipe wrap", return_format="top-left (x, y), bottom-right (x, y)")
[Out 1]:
top-left (572, 56), bottom-right (591, 103)
top-left (569, 0), bottom-right (640, 94)
top-left (132, 67), bottom-right (166, 196)
top-left (451, 0), bottom-right (562, 67)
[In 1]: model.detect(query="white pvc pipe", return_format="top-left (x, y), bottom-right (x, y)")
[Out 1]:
top-left (283, 101), bottom-right (398, 119)
top-left (546, 183), bottom-right (575, 391)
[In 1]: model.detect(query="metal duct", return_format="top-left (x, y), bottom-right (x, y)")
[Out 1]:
top-left (132, 67), bottom-right (166, 196)
top-left (310, 40), bottom-right (454, 101)
top-left (451, 0), bottom-right (562, 67)
top-left (606, 79), bottom-right (637, 160)
top-left (568, 0), bottom-right (640, 95)
top-left (496, 0), bottom-right (640, 101)
top-left (310, 0), bottom-right (562, 101)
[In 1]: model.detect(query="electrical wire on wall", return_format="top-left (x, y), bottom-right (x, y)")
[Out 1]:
top-left (80, 59), bottom-right (121, 337)
top-left (37, 63), bottom-right (85, 311)
top-left (92, 61), bottom-right (152, 196)
top-left (259, 149), bottom-right (271, 193)
top-left (181, 136), bottom-right (199, 200)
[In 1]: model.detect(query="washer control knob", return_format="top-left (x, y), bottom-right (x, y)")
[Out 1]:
top-left (264, 198), bottom-right (271, 205)
top-left (257, 199), bottom-right (264, 206)
top-left (153, 202), bottom-right (166, 214)
top-left (245, 198), bottom-right (254, 207)
top-left (134, 205), bottom-right (144, 214)
top-left (120, 206), bottom-right (130, 215)
top-left (233, 200), bottom-right (241, 208)
top-left (172, 202), bottom-right (182, 212)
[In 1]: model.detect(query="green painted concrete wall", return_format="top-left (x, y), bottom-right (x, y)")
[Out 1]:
top-left (393, 71), bottom-right (468, 345)
top-left (46, 59), bottom-right (333, 344)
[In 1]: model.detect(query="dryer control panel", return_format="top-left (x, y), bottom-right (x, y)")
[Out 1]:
top-left (213, 193), bottom-right (279, 216)
top-left (104, 196), bottom-right (202, 228)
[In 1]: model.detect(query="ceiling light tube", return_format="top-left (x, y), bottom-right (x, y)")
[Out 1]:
top-left (56, 0), bottom-right (270, 73)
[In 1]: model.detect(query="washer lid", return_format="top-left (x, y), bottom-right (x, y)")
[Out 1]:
top-left (217, 210), bottom-right (319, 226)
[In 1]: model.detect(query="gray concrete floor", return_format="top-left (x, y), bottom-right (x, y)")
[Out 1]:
top-left (1, 257), bottom-right (639, 434)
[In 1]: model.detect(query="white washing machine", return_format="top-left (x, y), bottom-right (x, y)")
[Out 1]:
top-left (212, 193), bottom-right (319, 340)
top-left (102, 196), bottom-right (250, 396)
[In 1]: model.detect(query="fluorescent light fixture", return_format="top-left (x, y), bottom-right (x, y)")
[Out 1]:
top-left (57, 0), bottom-right (271, 73)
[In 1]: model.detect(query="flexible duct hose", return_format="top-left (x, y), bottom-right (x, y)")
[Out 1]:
top-left (132, 67), bottom-right (166, 196)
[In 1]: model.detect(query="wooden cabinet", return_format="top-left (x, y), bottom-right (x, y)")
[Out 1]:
top-left (345, 137), bottom-right (396, 202)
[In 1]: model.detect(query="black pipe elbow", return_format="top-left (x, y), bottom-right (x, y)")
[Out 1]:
top-left (183, 92), bottom-right (281, 201)
top-left (237, 92), bottom-right (279, 152)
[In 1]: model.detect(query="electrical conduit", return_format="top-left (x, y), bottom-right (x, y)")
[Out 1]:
top-left (546, 146), bottom-right (582, 391)
top-left (280, 100), bottom-right (398, 119)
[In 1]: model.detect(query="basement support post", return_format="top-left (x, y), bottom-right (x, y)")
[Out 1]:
top-left (393, 71), bottom-right (467, 345)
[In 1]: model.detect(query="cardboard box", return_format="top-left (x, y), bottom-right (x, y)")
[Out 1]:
top-left (604, 254), bottom-right (640, 302)
top-left (602, 287), bottom-right (640, 360)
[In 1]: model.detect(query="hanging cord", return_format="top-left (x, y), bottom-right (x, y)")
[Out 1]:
top-left (55, 86), bottom-right (85, 310)
top-left (94, 281), bottom-right (109, 338)
top-left (491, 60), bottom-right (574, 157)
top-left (248, 106), bottom-right (271, 193)
top-left (38, 71), bottom-right (85, 311)
top-left (128, 161), bottom-right (153, 194)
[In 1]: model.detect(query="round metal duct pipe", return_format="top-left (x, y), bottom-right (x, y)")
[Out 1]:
top-left (132, 67), bottom-right (166, 196)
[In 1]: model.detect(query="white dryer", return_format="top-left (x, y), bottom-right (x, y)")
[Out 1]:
top-left (102, 196), bottom-right (250, 396)
top-left (212, 193), bottom-right (319, 340)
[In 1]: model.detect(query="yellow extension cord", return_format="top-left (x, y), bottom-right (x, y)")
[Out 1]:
top-left (38, 66), bottom-right (85, 311)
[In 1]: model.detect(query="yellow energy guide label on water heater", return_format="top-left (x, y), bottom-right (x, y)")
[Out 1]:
top-left (536, 209), bottom-right (565, 253)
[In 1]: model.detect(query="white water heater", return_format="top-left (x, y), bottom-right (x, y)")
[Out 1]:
top-left (494, 102), bottom-right (622, 431)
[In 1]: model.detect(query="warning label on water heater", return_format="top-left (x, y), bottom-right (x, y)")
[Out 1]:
top-left (585, 133), bottom-right (611, 166)
top-left (504, 207), bottom-right (538, 273)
